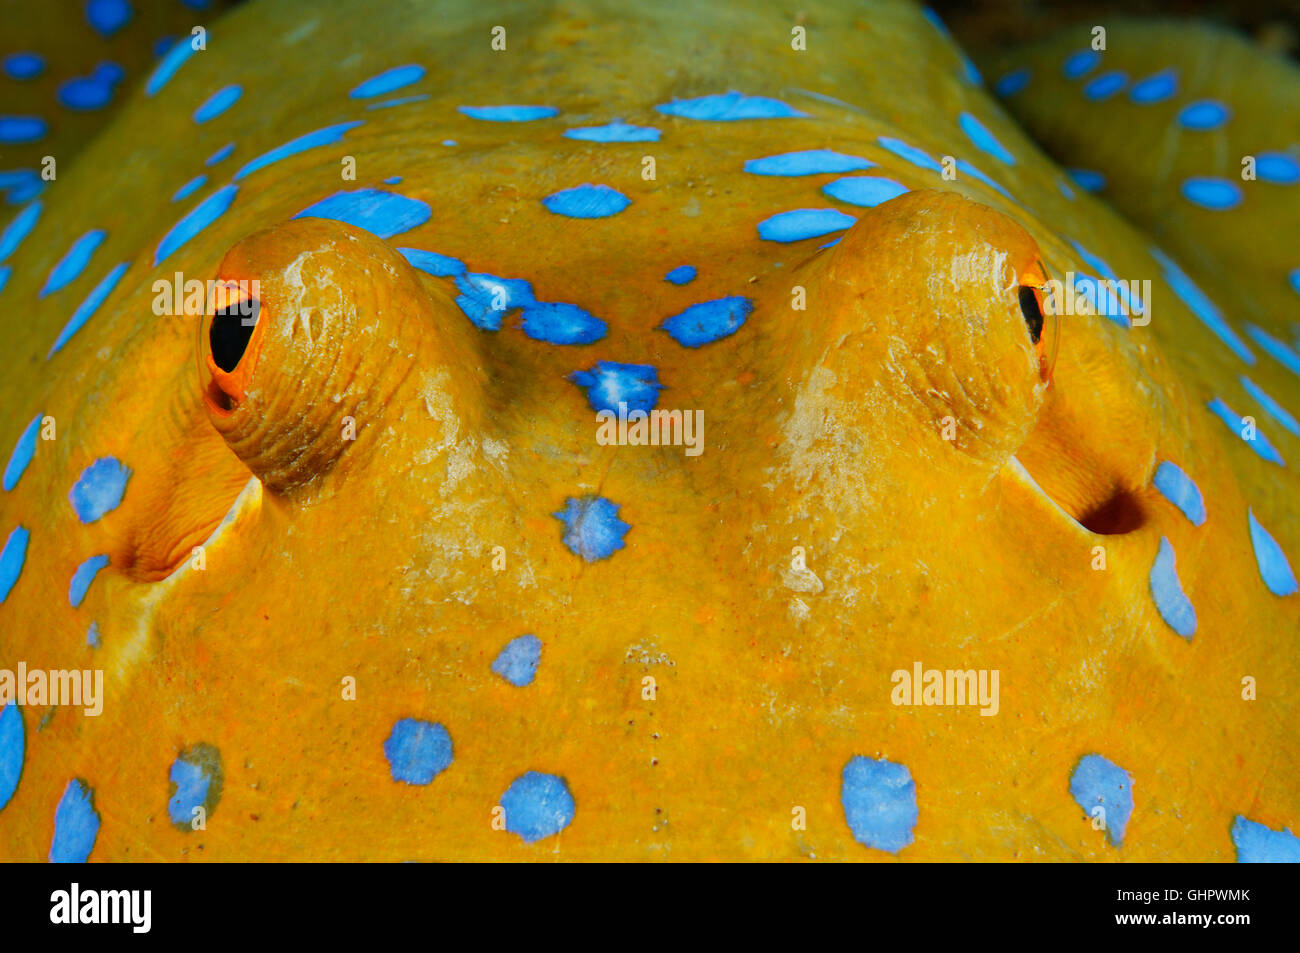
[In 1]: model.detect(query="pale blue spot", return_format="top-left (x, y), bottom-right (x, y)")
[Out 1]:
top-left (48, 261), bottom-right (129, 358)
top-left (959, 112), bottom-right (1015, 165)
top-left (655, 91), bottom-right (805, 121)
top-left (1083, 70), bottom-right (1127, 101)
top-left (366, 94), bottom-right (428, 110)
top-left (167, 745), bottom-right (222, 826)
top-left (1069, 754), bottom-right (1133, 846)
top-left (69, 554), bottom-right (109, 608)
top-left (1067, 167), bottom-right (1105, 192)
top-left (350, 64), bottom-right (425, 99)
top-left (3, 414), bottom-right (41, 492)
top-left (147, 37), bottom-right (198, 96)
top-left (660, 296), bottom-right (753, 347)
top-left (542, 183), bottom-right (630, 219)
top-left (1232, 816), bottom-right (1300, 862)
top-left (1181, 177), bottom-right (1241, 210)
top-left (1070, 239), bottom-right (1143, 318)
top-left (822, 176), bottom-right (908, 207)
top-left (458, 105), bottom-right (559, 122)
top-left (86, 621), bottom-right (100, 649)
top-left (1255, 153), bottom-right (1299, 185)
top-left (172, 174), bottom-right (206, 202)
top-left (1241, 376), bottom-right (1300, 437)
top-left (1150, 537), bottom-right (1196, 638)
top-left (155, 185), bottom-right (237, 264)
top-left (0, 265), bottom-right (7, 293)
top-left (194, 84), bottom-right (241, 122)
top-left (500, 772), bottom-right (574, 842)
top-left (49, 780), bottom-right (99, 862)
top-left (877, 136), bottom-right (942, 172)
top-left (520, 303), bottom-right (607, 345)
top-left (0, 703), bottom-right (22, 811)
top-left (0, 117), bottom-right (46, 144)
top-left (205, 142), bottom-right (234, 166)
top-left (554, 496), bottom-right (629, 562)
top-left (384, 719), bottom-right (453, 785)
top-left (569, 361), bottom-right (661, 414)
top-left (1062, 49), bottom-right (1100, 80)
top-left (1291, 269), bottom-right (1300, 296)
top-left (1208, 397), bottom-right (1283, 465)
top-left (0, 200), bottom-right (40, 261)
top-left (398, 247), bottom-right (465, 277)
top-left (1245, 325), bottom-right (1300, 377)
top-left (1178, 100), bottom-right (1230, 130)
top-left (234, 121), bottom-right (363, 179)
top-left (1248, 510), bottom-right (1297, 597)
top-left (442, 140), bottom-right (456, 146)
top-left (69, 457), bottom-right (131, 523)
top-left (0, 526), bottom-right (28, 603)
top-left (564, 121), bottom-right (660, 142)
top-left (995, 67), bottom-right (1030, 97)
top-left (1130, 68), bottom-right (1177, 104)
top-left (841, 756), bottom-right (917, 853)
top-left (757, 208), bottom-right (855, 243)
top-left (743, 149), bottom-right (874, 176)
top-left (384, 176), bottom-right (402, 184)
top-left (295, 188), bottom-right (430, 240)
top-left (40, 229), bottom-right (106, 298)
top-left (3, 53), bottom-right (44, 80)
top-left (491, 635), bottom-right (543, 687)
top-left (86, 0), bottom-right (132, 36)
top-left (454, 273), bottom-right (535, 331)
top-left (1150, 247), bottom-right (1254, 363)
top-left (1072, 273), bottom-right (1129, 328)
top-left (955, 159), bottom-right (1013, 199)
top-left (664, 265), bottom-right (696, 285)
top-left (1153, 462), bottom-right (1206, 526)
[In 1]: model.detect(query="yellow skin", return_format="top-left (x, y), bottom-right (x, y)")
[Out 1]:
top-left (0, 0), bottom-right (1297, 860)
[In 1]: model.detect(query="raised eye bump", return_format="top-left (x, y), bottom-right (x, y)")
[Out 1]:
top-left (1018, 284), bottom-right (1044, 345)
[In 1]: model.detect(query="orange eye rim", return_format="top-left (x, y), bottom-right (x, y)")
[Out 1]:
top-left (199, 278), bottom-right (265, 417)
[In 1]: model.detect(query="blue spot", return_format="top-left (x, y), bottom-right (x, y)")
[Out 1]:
top-left (294, 188), bottom-right (430, 240)
top-left (563, 120), bottom-right (660, 142)
top-left (1248, 510), bottom-right (1298, 597)
top-left (152, 35), bottom-right (176, 58)
top-left (167, 744), bottom-right (222, 826)
top-left (664, 265), bottom-right (696, 285)
top-left (743, 149), bottom-right (874, 176)
top-left (520, 303), bottom-right (607, 345)
top-left (823, 176), bottom-right (908, 207)
top-left (1070, 240), bottom-right (1143, 319)
top-left (57, 64), bottom-right (124, 110)
top-left (1067, 167), bottom-right (1106, 192)
top-left (955, 159), bottom-right (1013, 199)
top-left (0, 526), bottom-right (29, 603)
top-left (1152, 462), bottom-right (1206, 526)
top-left (48, 261), bottom-right (129, 358)
top-left (1256, 152), bottom-right (1300, 185)
top-left (1062, 49), bottom-right (1100, 80)
top-left (86, 621), bottom-right (100, 648)
top-left (569, 361), bottom-right (661, 414)
top-left (1181, 177), bottom-right (1241, 210)
top-left (0, 169), bottom-right (42, 204)
top-left (86, 0), bottom-right (132, 36)
top-left (1150, 537), bottom-right (1196, 638)
top-left (350, 63), bottom-right (425, 99)
top-left (3, 53), bottom-right (44, 80)
top-left (500, 771), bottom-right (575, 842)
top-left (876, 136), bottom-right (942, 172)
top-left (840, 755), bottom-right (918, 854)
top-left (398, 247), bottom-right (465, 277)
top-left (542, 183), bottom-right (631, 219)
top-left (1208, 397), bottom-right (1283, 465)
top-left (0, 200), bottom-right (40, 261)
top-left (1178, 100), bottom-right (1230, 130)
top-left (994, 67), bottom-right (1030, 97)
top-left (1291, 268), bottom-right (1300, 296)
top-left (383, 718), bottom-right (453, 785)
top-left (457, 105), bottom-right (559, 122)
top-left (3, 414), bottom-right (40, 492)
top-left (40, 229), bottom-right (106, 297)
top-left (1150, 247), bottom-right (1253, 363)
top-left (1232, 816), bottom-right (1300, 862)
top-left (453, 273), bottom-right (535, 331)
top-left (660, 296), bottom-right (753, 347)
top-left (442, 140), bottom-right (456, 147)
top-left (0, 117), bottom-right (46, 144)
top-left (1071, 273), bottom-right (1129, 328)
top-left (1129, 68), bottom-right (1177, 104)
top-left (234, 121), bottom-right (363, 179)
top-left (366, 94), bottom-right (428, 110)
top-left (1245, 325), bottom-right (1300, 377)
top-left (654, 91), bottom-right (805, 121)
top-left (757, 208), bottom-right (855, 243)
top-left (1069, 754), bottom-right (1133, 846)
top-left (1083, 70), bottom-right (1127, 101)
top-left (68, 457), bottom-right (131, 523)
top-left (205, 142), bottom-right (234, 166)
top-left (155, 184), bottom-right (236, 264)
top-left (1241, 376), bottom-right (1300, 437)
top-left (69, 555), bottom-right (109, 608)
top-left (0, 703), bottom-right (22, 811)
top-left (959, 112), bottom-right (1016, 165)
top-left (384, 176), bottom-right (402, 184)
top-left (172, 174), bottom-right (206, 202)
top-left (491, 635), bottom-right (543, 687)
top-left (554, 496), bottom-right (629, 562)
top-left (0, 265), bottom-right (7, 292)
top-left (961, 57), bottom-right (982, 86)
top-left (49, 780), bottom-right (99, 862)
top-left (194, 84), bottom-right (241, 122)
top-left (147, 37), bottom-right (198, 95)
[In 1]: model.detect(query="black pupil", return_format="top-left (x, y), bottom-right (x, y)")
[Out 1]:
top-left (1018, 286), bottom-right (1043, 345)
top-left (210, 299), bottom-right (260, 372)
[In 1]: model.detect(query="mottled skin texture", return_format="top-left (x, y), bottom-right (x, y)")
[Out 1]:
top-left (0, 0), bottom-right (1296, 860)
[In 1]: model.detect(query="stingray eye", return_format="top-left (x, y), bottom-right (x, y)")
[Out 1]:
top-left (1015, 260), bottom-right (1059, 383)
top-left (1017, 285), bottom-right (1044, 345)
top-left (209, 294), bottom-right (260, 372)
top-left (200, 280), bottom-right (265, 416)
